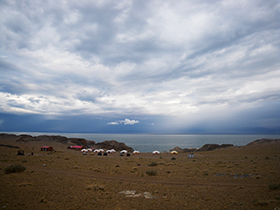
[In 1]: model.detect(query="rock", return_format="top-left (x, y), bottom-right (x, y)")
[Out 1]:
top-left (17, 135), bottom-right (37, 142)
top-left (220, 144), bottom-right (234, 149)
top-left (119, 190), bottom-right (155, 198)
top-left (200, 144), bottom-right (220, 151)
top-left (199, 144), bottom-right (233, 151)
top-left (68, 138), bottom-right (92, 146)
top-left (255, 174), bottom-right (262, 179)
top-left (170, 147), bottom-right (185, 153)
top-left (95, 140), bottom-right (133, 152)
top-left (119, 190), bottom-right (137, 196)
top-left (86, 185), bottom-right (104, 191)
top-left (143, 192), bottom-right (155, 199)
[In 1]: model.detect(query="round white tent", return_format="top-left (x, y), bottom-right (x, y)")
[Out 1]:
top-left (152, 150), bottom-right (160, 155)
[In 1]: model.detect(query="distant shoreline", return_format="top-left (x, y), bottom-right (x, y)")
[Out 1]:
top-left (1, 133), bottom-right (279, 153)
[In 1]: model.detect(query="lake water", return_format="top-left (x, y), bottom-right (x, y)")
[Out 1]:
top-left (6, 132), bottom-right (280, 152)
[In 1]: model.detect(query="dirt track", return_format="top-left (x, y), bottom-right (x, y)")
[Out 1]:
top-left (12, 163), bottom-right (269, 188)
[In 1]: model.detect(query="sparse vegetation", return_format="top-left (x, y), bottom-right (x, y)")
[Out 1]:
top-left (148, 162), bottom-right (158, 166)
top-left (1, 134), bottom-right (280, 209)
top-left (145, 170), bottom-right (157, 176)
top-left (5, 164), bottom-right (26, 174)
top-left (268, 183), bottom-right (280, 190)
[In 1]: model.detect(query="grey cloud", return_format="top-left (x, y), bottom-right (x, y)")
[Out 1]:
top-left (75, 90), bottom-right (104, 103)
top-left (0, 0), bottom-right (280, 133)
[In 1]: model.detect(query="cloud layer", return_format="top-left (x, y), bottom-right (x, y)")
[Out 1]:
top-left (0, 0), bottom-right (280, 133)
top-left (108, 118), bottom-right (139, 125)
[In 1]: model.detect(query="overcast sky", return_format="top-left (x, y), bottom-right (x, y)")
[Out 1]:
top-left (1, 0), bottom-right (280, 134)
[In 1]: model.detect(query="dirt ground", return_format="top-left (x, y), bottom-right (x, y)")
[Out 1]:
top-left (1, 135), bottom-right (280, 210)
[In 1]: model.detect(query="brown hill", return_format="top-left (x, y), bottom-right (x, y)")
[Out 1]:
top-left (0, 133), bottom-right (133, 152)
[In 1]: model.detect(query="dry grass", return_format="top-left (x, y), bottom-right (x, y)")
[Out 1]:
top-left (1, 136), bottom-right (280, 210)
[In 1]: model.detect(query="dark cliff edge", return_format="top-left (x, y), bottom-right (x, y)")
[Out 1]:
top-left (0, 133), bottom-right (133, 152)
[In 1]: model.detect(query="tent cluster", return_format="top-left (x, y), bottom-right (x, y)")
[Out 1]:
top-left (80, 148), bottom-right (115, 155)
top-left (119, 150), bottom-right (141, 156)
top-left (69, 145), bottom-right (185, 156)
top-left (107, 149), bottom-right (116, 153)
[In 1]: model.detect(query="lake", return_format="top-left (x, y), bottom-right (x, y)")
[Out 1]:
top-left (5, 132), bottom-right (280, 152)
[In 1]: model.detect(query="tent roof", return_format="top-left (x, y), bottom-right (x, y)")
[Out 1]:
top-left (71, 145), bottom-right (85, 148)
top-left (41, 146), bottom-right (52, 148)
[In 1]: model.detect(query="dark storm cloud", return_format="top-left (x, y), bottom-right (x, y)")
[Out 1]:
top-left (0, 0), bottom-right (280, 133)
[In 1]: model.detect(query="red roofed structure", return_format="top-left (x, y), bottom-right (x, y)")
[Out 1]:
top-left (69, 145), bottom-right (86, 150)
top-left (41, 146), bottom-right (53, 151)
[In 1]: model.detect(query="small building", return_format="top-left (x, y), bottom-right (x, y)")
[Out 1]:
top-left (41, 146), bottom-right (53, 151)
top-left (69, 145), bottom-right (86, 150)
top-left (188, 153), bottom-right (194, 158)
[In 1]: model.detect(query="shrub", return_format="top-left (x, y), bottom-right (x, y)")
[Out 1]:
top-left (5, 164), bottom-right (26, 174)
top-left (145, 170), bottom-right (157, 176)
top-left (148, 162), bottom-right (158, 166)
top-left (268, 183), bottom-right (280, 190)
top-left (171, 157), bottom-right (176, 160)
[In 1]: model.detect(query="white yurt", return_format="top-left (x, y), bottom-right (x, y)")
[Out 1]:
top-left (152, 150), bottom-right (160, 155)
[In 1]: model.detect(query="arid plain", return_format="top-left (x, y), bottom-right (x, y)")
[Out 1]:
top-left (1, 134), bottom-right (280, 210)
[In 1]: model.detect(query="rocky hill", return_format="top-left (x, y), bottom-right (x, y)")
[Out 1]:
top-left (170, 138), bottom-right (280, 152)
top-left (170, 143), bottom-right (234, 152)
top-left (0, 133), bottom-right (133, 152)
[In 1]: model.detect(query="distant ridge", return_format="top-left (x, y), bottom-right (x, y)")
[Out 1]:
top-left (246, 138), bottom-right (280, 145)
top-left (0, 133), bottom-right (134, 152)
top-left (170, 138), bottom-right (280, 152)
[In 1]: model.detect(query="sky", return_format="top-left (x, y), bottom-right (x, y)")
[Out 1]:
top-left (1, 0), bottom-right (280, 134)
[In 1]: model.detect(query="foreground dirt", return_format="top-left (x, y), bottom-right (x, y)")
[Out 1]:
top-left (1, 136), bottom-right (280, 210)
